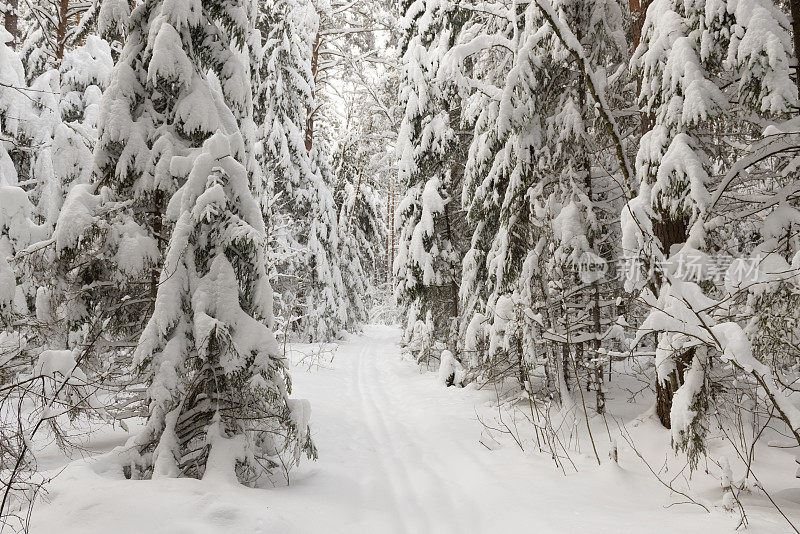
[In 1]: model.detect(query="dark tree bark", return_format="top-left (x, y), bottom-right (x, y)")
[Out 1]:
top-left (629, 0), bottom-right (654, 131)
top-left (652, 213), bottom-right (691, 428)
top-left (56, 0), bottom-right (70, 59)
top-left (628, 0), bottom-right (646, 50)
top-left (387, 178), bottom-right (394, 285)
top-left (654, 347), bottom-right (695, 428)
top-left (4, 0), bottom-right (17, 48)
top-left (629, 0), bottom-right (689, 428)
top-left (305, 31), bottom-right (321, 152)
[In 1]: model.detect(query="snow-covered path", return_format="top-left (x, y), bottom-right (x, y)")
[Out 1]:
top-left (30, 325), bottom-right (790, 533)
top-left (304, 326), bottom-right (490, 533)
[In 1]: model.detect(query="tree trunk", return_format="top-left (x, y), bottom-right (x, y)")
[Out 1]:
top-left (628, 0), bottom-right (646, 50)
top-left (387, 177), bottom-right (394, 286)
top-left (442, 200), bottom-right (459, 320)
top-left (305, 31), bottom-right (321, 152)
top-left (151, 189), bottom-right (165, 310)
top-left (576, 11), bottom-right (604, 414)
top-left (655, 346), bottom-right (695, 428)
top-left (629, 0), bottom-right (689, 428)
top-left (629, 0), bottom-right (653, 132)
top-left (652, 212), bottom-right (690, 428)
top-left (4, 0), bottom-right (17, 47)
top-left (346, 169), bottom-right (363, 231)
top-left (56, 0), bottom-right (69, 60)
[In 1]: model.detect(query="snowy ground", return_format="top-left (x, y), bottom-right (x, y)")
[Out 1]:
top-left (28, 325), bottom-right (800, 533)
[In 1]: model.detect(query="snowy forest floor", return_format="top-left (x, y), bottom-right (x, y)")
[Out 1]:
top-left (26, 325), bottom-right (800, 533)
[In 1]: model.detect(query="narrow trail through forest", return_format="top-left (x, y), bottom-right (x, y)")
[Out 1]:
top-left (29, 325), bottom-right (788, 533)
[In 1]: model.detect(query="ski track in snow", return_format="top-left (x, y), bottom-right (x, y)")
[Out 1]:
top-left (29, 325), bottom-right (796, 534)
top-left (350, 340), bottom-right (481, 534)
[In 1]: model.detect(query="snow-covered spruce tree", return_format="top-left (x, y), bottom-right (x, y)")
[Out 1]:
top-left (53, 0), bottom-right (259, 343)
top-left (0, 185), bottom-right (44, 327)
top-left (529, 0), bottom-right (627, 412)
top-left (19, 33), bottom-right (111, 232)
top-left (336, 182), bottom-right (383, 328)
top-left (257, 0), bottom-right (345, 341)
top-left (395, 0), bottom-right (471, 359)
top-left (130, 131), bottom-right (315, 482)
top-left (0, 23), bottom-right (36, 202)
top-left (0, 24), bottom-right (61, 336)
top-left (307, 132), bottom-right (348, 339)
top-left (11, 33), bottom-right (114, 356)
top-left (446, 0), bottom-right (629, 400)
top-left (624, 0), bottom-right (799, 462)
top-left (333, 123), bottom-right (387, 330)
top-left (0, 0), bottom-right (110, 259)
top-left (443, 6), bottom-right (517, 375)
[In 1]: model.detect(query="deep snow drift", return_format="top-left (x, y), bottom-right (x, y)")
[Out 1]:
top-left (28, 325), bottom-right (799, 533)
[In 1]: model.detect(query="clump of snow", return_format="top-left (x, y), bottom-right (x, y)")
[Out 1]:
top-left (669, 352), bottom-right (705, 445)
top-left (147, 22), bottom-right (194, 87)
top-left (111, 219), bottom-right (159, 277)
top-left (34, 349), bottom-right (82, 381)
top-left (97, 0), bottom-right (130, 38)
top-left (437, 349), bottom-right (466, 386)
top-left (202, 414), bottom-right (247, 485)
top-left (53, 184), bottom-right (101, 254)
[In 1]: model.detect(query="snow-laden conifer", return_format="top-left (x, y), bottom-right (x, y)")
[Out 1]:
top-left (394, 0), bottom-right (469, 356)
top-left (258, 0), bottom-right (345, 341)
top-left (129, 131), bottom-right (315, 482)
top-left (624, 0), bottom-right (799, 460)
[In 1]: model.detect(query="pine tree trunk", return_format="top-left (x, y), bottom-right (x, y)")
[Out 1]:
top-left (346, 169), bottom-right (363, 231)
top-left (654, 345), bottom-right (695, 428)
top-left (629, 0), bottom-right (653, 132)
top-left (591, 280), bottom-right (604, 413)
top-left (387, 177), bottom-right (393, 285)
top-left (629, 0), bottom-right (688, 428)
top-left (151, 190), bottom-right (165, 308)
top-left (443, 101), bottom-right (466, 322)
top-left (576, 12), bottom-right (604, 414)
top-left (306, 31), bottom-right (320, 152)
top-left (56, 0), bottom-right (69, 60)
top-left (628, 0), bottom-right (646, 51)
top-left (652, 213), bottom-right (690, 428)
top-left (442, 191), bottom-right (458, 321)
top-left (4, 0), bottom-right (17, 47)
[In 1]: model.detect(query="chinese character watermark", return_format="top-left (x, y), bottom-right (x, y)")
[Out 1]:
top-left (575, 253), bottom-right (763, 285)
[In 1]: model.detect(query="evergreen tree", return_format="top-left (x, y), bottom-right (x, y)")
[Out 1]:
top-left (258, 0), bottom-right (345, 341)
top-left (395, 0), bottom-right (470, 355)
top-left (19, 0), bottom-right (100, 81)
top-left (0, 24), bottom-right (111, 338)
top-left (0, 26), bottom-right (29, 189)
top-left (130, 132), bottom-right (315, 482)
top-left (624, 0), bottom-right (798, 452)
top-left (441, 0), bottom-right (629, 402)
top-left (54, 0), bottom-right (256, 341)
top-left (333, 134), bottom-right (387, 330)
top-left (66, 0), bottom-right (321, 481)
